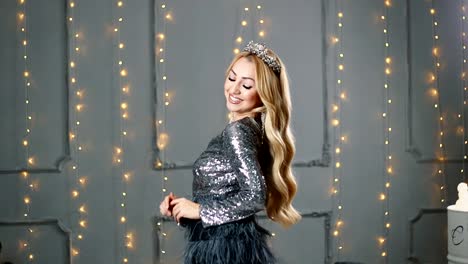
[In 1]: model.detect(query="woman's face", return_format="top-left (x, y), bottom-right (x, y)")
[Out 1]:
top-left (224, 57), bottom-right (262, 121)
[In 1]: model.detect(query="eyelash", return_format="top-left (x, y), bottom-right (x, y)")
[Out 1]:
top-left (228, 77), bottom-right (252, 89)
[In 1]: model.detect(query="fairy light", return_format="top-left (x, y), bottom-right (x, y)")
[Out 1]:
top-left (114, 0), bottom-right (134, 262)
top-left (332, 0), bottom-right (345, 260)
top-left (233, 4), bottom-right (250, 55)
top-left (256, 3), bottom-right (266, 40)
top-left (461, 1), bottom-right (467, 182)
top-left (155, 1), bottom-right (174, 259)
top-left (66, 0), bottom-right (88, 260)
top-left (17, 0), bottom-right (36, 261)
top-left (378, 1), bottom-right (393, 261)
top-left (429, 0), bottom-right (448, 204)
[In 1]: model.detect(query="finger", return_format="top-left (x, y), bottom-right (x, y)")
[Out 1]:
top-left (163, 196), bottom-right (171, 207)
top-left (172, 204), bottom-right (179, 219)
top-left (170, 197), bottom-right (184, 206)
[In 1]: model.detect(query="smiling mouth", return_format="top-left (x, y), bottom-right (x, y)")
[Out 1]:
top-left (229, 94), bottom-right (242, 104)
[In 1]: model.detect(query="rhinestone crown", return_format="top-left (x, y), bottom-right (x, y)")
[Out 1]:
top-left (243, 41), bottom-right (281, 74)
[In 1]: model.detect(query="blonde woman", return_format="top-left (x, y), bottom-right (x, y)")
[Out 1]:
top-left (159, 41), bottom-right (301, 264)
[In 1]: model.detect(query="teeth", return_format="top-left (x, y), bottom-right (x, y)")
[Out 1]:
top-left (230, 95), bottom-right (241, 103)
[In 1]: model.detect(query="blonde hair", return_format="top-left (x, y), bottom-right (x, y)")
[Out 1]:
top-left (226, 49), bottom-right (301, 228)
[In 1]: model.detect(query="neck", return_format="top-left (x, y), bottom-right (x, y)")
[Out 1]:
top-left (231, 112), bottom-right (256, 122)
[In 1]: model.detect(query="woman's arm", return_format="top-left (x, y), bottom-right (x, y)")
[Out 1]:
top-left (199, 119), bottom-right (266, 227)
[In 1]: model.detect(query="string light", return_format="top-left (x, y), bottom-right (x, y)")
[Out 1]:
top-left (114, 0), bottom-right (134, 262)
top-left (256, 3), bottom-right (265, 40)
top-left (155, 1), bottom-right (174, 259)
top-left (17, 0), bottom-right (36, 261)
top-left (429, 0), bottom-right (448, 204)
top-left (378, 1), bottom-right (393, 261)
top-left (67, 1), bottom-right (88, 260)
top-left (461, 1), bottom-right (467, 182)
top-left (332, 0), bottom-right (345, 261)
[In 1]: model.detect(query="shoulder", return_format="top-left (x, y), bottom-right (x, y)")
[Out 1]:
top-left (224, 116), bottom-right (261, 137)
top-left (222, 117), bottom-right (262, 147)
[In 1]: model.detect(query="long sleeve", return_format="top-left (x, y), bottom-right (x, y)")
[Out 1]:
top-left (199, 119), bottom-right (266, 227)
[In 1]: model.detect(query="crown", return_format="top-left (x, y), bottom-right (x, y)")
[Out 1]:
top-left (243, 41), bottom-right (281, 74)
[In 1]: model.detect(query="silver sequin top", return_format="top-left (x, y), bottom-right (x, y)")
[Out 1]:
top-left (192, 116), bottom-right (270, 227)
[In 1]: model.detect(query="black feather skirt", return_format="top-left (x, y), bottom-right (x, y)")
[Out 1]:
top-left (183, 216), bottom-right (276, 264)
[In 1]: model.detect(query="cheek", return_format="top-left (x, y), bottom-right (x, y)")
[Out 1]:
top-left (246, 90), bottom-right (261, 105)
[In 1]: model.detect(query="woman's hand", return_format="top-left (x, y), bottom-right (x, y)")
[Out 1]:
top-left (170, 197), bottom-right (201, 223)
top-left (159, 192), bottom-right (176, 217)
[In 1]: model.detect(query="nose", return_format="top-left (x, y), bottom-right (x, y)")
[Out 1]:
top-left (230, 81), bottom-right (241, 95)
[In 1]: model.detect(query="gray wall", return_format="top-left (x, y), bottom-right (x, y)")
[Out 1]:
top-left (0, 0), bottom-right (464, 263)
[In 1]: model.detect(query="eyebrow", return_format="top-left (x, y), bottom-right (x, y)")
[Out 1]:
top-left (231, 69), bottom-right (255, 82)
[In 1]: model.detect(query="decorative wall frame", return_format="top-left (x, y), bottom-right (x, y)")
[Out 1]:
top-left (0, 218), bottom-right (72, 264)
top-left (0, 0), bottom-right (71, 174)
top-left (407, 208), bottom-right (447, 263)
top-left (150, 0), bottom-right (331, 171)
top-left (404, 0), bottom-right (464, 164)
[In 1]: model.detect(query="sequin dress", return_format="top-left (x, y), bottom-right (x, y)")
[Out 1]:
top-left (183, 116), bottom-right (276, 264)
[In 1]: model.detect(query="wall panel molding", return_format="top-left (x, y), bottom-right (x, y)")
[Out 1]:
top-left (151, 0), bottom-right (331, 171)
top-left (0, 0), bottom-right (71, 174)
top-left (0, 218), bottom-right (72, 264)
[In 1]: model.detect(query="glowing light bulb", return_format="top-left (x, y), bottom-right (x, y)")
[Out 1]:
top-left (380, 193), bottom-right (386, 200)
top-left (79, 177), bottom-right (86, 185)
top-left (241, 20), bottom-right (247, 26)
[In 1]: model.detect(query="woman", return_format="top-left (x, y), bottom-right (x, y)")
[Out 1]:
top-left (159, 41), bottom-right (301, 264)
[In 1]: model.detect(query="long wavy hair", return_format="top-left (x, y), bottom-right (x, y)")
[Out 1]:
top-left (225, 49), bottom-right (301, 228)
